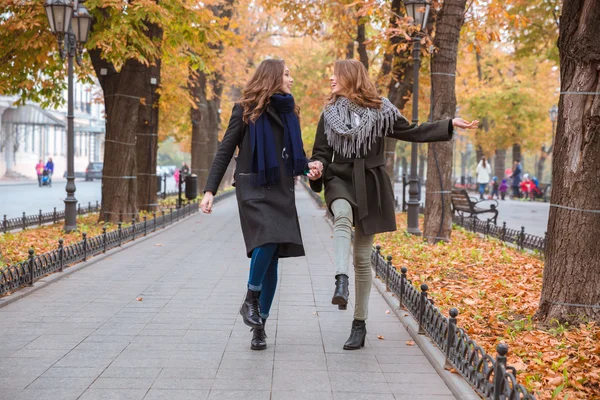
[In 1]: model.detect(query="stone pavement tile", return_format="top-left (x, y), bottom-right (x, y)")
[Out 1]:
top-left (217, 359), bottom-right (273, 371)
top-left (24, 334), bottom-right (85, 350)
top-left (273, 359), bottom-right (328, 371)
top-left (143, 389), bottom-right (210, 400)
top-left (28, 376), bottom-right (97, 389)
top-left (271, 391), bottom-right (333, 400)
top-left (0, 358), bottom-right (55, 377)
top-left (90, 377), bottom-right (156, 390)
top-left (332, 393), bottom-right (395, 400)
top-left (78, 388), bottom-right (148, 400)
top-left (12, 387), bottom-right (87, 400)
top-left (156, 367), bottom-right (217, 380)
top-left (0, 376), bottom-right (39, 391)
top-left (206, 390), bottom-right (270, 400)
top-left (151, 376), bottom-right (214, 390)
top-left (99, 366), bottom-right (162, 379)
top-left (388, 381), bottom-right (453, 395)
top-left (41, 366), bottom-right (105, 378)
top-left (10, 348), bottom-right (71, 362)
top-left (384, 372), bottom-right (447, 385)
top-left (272, 369), bottom-right (331, 392)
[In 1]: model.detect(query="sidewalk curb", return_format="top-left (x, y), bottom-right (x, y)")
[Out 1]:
top-left (371, 277), bottom-right (481, 400)
top-left (0, 208), bottom-right (206, 309)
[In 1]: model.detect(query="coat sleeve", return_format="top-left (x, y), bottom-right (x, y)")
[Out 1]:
top-left (388, 116), bottom-right (454, 143)
top-left (309, 114), bottom-right (332, 193)
top-left (203, 104), bottom-right (245, 195)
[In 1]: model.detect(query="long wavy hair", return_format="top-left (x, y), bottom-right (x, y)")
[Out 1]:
top-left (328, 59), bottom-right (382, 109)
top-left (238, 59), bottom-right (300, 123)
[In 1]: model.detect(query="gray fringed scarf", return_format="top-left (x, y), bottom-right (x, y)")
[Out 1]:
top-left (323, 96), bottom-right (403, 158)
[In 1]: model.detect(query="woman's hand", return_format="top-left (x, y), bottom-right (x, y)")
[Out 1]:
top-left (452, 118), bottom-right (479, 129)
top-left (307, 161), bottom-right (323, 181)
top-left (201, 192), bottom-right (214, 214)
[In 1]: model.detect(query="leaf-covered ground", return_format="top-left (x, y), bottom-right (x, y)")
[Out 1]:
top-left (376, 214), bottom-right (600, 400)
top-left (0, 214), bottom-right (119, 267)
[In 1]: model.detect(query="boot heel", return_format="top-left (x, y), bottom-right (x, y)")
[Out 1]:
top-left (361, 338), bottom-right (365, 347)
top-left (338, 304), bottom-right (347, 310)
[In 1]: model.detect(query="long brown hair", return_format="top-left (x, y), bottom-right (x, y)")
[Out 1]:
top-left (238, 59), bottom-right (299, 123)
top-left (328, 59), bottom-right (382, 109)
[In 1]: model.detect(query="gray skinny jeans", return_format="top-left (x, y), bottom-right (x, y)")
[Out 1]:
top-left (331, 199), bottom-right (375, 321)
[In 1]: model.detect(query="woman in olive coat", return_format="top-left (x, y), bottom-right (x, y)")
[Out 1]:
top-left (201, 59), bottom-right (321, 350)
top-left (309, 59), bottom-right (477, 350)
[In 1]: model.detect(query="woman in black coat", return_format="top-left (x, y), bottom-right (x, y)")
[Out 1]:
top-left (201, 59), bottom-right (321, 350)
top-left (309, 59), bottom-right (477, 350)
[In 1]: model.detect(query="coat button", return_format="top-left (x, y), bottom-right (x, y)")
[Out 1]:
top-left (289, 188), bottom-right (294, 192)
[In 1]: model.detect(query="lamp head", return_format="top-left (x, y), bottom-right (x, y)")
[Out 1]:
top-left (44, 0), bottom-right (74, 35)
top-left (403, 0), bottom-right (430, 31)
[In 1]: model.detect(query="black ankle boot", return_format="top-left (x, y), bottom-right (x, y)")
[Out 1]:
top-left (343, 319), bottom-right (367, 350)
top-left (331, 274), bottom-right (349, 310)
top-left (240, 289), bottom-right (263, 329)
top-left (251, 318), bottom-right (267, 350)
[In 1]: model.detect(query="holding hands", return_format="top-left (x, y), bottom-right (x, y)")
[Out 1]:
top-left (307, 160), bottom-right (323, 181)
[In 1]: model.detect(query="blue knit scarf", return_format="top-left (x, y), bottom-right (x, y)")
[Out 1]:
top-left (249, 93), bottom-right (306, 186)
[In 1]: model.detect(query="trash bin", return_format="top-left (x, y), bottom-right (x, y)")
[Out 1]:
top-left (184, 174), bottom-right (198, 200)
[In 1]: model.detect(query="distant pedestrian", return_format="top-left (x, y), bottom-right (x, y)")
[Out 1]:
top-left (173, 168), bottom-right (180, 185)
top-left (499, 178), bottom-right (508, 200)
top-left (476, 156), bottom-right (492, 200)
top-left (510, 160), bottom-right (522, 199)
top-left (490, 176), bottom-right (499, 199)
top-left (35, 159), bottom-right (44, 187)
top-left (181, 162), bottom-right (190, 177)
top-left (45, 157), bottom-right (54, 184)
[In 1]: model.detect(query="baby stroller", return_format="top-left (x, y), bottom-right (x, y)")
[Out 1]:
top-left (41, 169), bottom-right (51, 187)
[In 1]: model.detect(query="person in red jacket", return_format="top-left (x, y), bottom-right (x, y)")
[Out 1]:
top-left (35, 159), bottom-right (44, 187)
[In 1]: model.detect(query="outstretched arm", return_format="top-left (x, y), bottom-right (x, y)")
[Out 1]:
top-left (388, 116), bottom-right (478, 143)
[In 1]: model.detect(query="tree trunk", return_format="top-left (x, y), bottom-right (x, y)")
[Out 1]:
top-left (346, 41), bottom-right (354, 59)
top-left (536, 0), bottom-right (600, 324)
top-left (494, 148), bottom-right (506, 180)
top-left (357, 21), bottom-right (368, 70)
top-left (135, 22), bottom-right (162, 212)
top-left (512, 143), bottom-right (522, 164)
top-left (423, 0), bottom-right (467, 243)
top-left (190, 0), bottom-right (233, 191)
top-left (90, 21), bottom-right (162, 221)
top-left (380, 0), bottom-right (412, 184)
top-left (91, 56), bottom-right (140, 222)
top-left (190, 70), bottom-right (210, 189)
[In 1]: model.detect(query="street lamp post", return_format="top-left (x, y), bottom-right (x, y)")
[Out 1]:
top-left (44, 0), bottom-right (92, 233)
top-left (403, 0), bottom-right (430, 236)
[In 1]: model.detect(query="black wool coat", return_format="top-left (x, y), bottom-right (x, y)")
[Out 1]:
top-left (204, 104), bottom-right (306, 258)
top-left (310, 112), bottom-right (453, 236)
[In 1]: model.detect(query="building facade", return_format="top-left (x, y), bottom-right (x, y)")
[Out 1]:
top-left (0, 80), bottom-right (105, 180)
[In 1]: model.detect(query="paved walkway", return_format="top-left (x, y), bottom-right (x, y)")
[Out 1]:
top-left (0, 185), bottom-right (456, 400)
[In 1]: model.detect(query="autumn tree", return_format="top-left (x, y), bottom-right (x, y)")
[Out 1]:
top-left (423, 0), bottom-right (468, 243)
top-left (189, 0), bottom-right (235, 190)
top-left (536, 0), bottom-right (600, 324)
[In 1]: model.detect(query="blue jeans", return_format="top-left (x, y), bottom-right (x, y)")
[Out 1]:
top-left (247, 244), bottom-right (279, 320)
top-left (478, 183), bottom-right (486, 197)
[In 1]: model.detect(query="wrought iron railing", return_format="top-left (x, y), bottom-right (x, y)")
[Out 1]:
top-left (371, 249), bottom-right (536, 399)
top-left (0, 190), bottom-right (235, 297)
top-left (300, 180), bottom-right (536, 399)
top-left (452, 214), bottom-right (546, 254)
top-left (1, 190), bottom-right (188, 234)
top-left (2, 202), bottom-right (101, 234)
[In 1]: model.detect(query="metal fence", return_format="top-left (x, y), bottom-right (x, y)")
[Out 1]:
top-left (300, 180), bottom-right (536, 399)
top-left (0, 190), bottom-right (235, 297)
top-left (452, 215), bottom-right (546, 254)
top-left (372, 250), bottom-right (536, 399)
top-left (0, 189), bottom-right (189, 235)
top-left (2, 202), bottom-right (101, 234)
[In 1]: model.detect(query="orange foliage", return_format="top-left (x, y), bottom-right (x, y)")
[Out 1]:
top-left (375, 214), bottom-right (600, 399)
